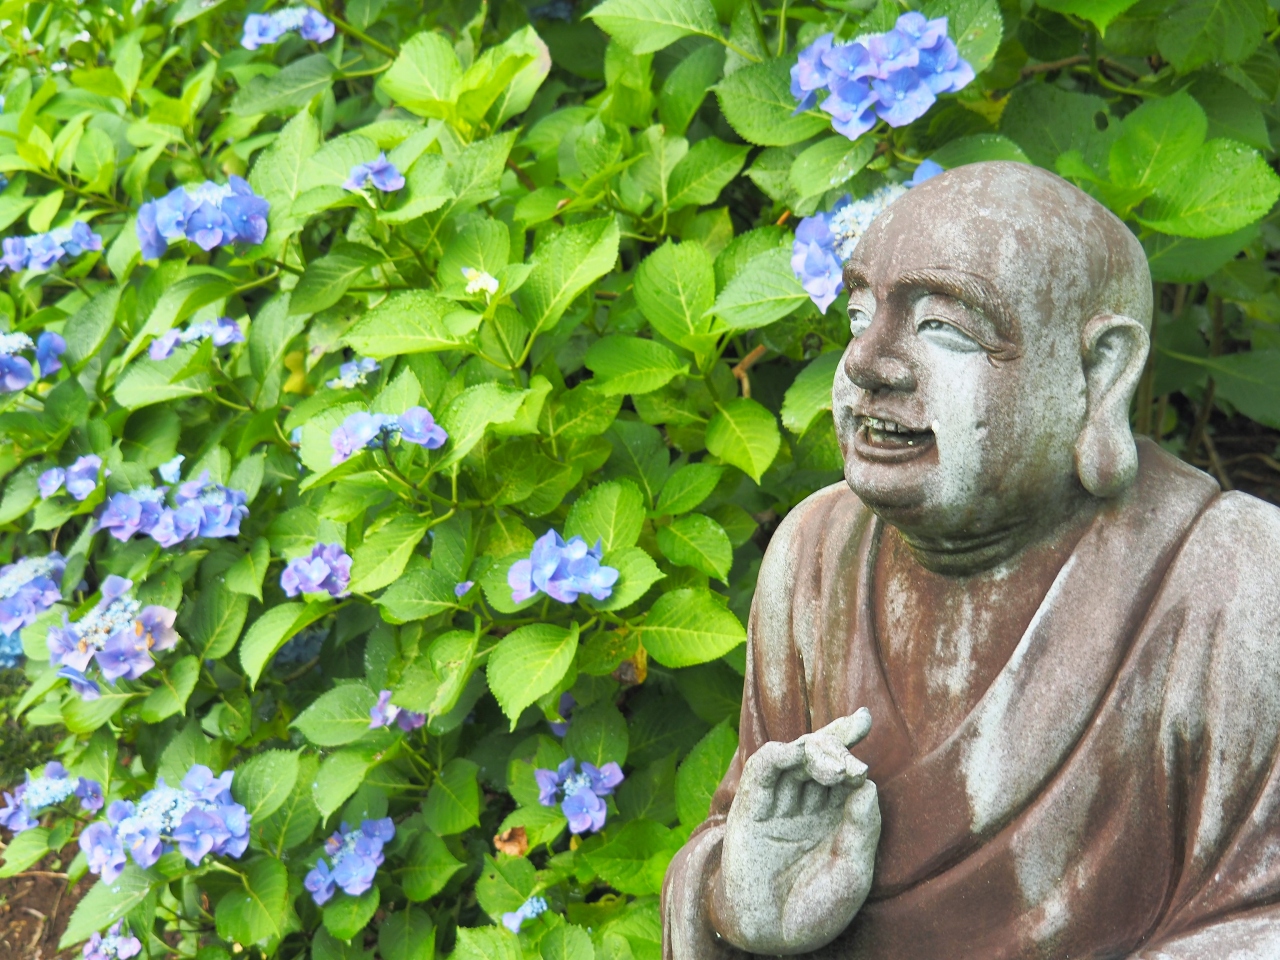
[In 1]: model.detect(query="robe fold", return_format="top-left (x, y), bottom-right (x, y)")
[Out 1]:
top-left (662, 440), bottom-right (1280, 959)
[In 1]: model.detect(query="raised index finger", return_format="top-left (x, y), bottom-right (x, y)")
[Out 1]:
top-left (815, 708), bottom-right (873, 749)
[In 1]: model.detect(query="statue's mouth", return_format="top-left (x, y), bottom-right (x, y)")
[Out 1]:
top-left (852, 415), bottom-right (935, 462)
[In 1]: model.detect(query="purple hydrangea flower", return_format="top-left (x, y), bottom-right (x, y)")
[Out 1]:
top-left (1, 223), bottom-right (101, 273)
top-left (304, 818), bottom-right (395, 905)
top-left (398, 406), bottom-right (448, 449)
top-left (240, 12), bottom-right (285, 49)
top-left (150, 316), bottom-right (245, 361)
top-left (149, 501), bottom-right (204, 548)
top-left (871, 68), bottom-right (935, 128)
top-left (344, 153), bottom-right (406, 192)
top-left (98, 487), bottom-right (168, 542)
top-left (64, 455), bottom-right (103, 501)
top-left (281, 543), bottom-right (352, 598)
top-left (508, 530), bottom-right (620, 605)
top-left (0, 354), bottom-right (32, 393)
top-left (242, 6), bottom-right (334, 48)
top-left (1, 237), bottom-right (27, 272)
top-left (326, 357), bottom-right (379, 390)
top-left (136, 179), bottom-right (269, 259)
top-left (790, 32), bottom-right (834, 112)
top-left (0, 553), bottom-right (65, 640)
top-left (503, 895), bottom-right (549, 934)
top-left (82, 921), bottom-right (141, 960)
top-left (908, 158), bottom-right (945, 186)
top-left (369, 689), bottom-right (426, 732)
top-left (80, 820), bottom-right (126, 881)
top-left (299, 7), bottom-right (336, 42)
top-left (36, 331), bottom-right (65, 377)
top-left (329, 411), bottom-right (401, 465)
top-left (454, 580), bottom-right (474, 598)
top-left (159, 455), bottom-right (185, 484)
top-left (171, 471), bottom-right (249, 540)
top-left (548, 692), bottom-right (575, 737)
top-left (534, 758), bottom-right (624, 835)
top-left (0, 761), bottom-right (104, 834)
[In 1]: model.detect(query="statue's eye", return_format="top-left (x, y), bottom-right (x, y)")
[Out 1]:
top-left (917, 317), bottom-right (982, 352)
top-left (850, 308), bottom-right (872, 338)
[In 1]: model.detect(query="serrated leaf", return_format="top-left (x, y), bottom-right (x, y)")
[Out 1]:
top-left (380, 31), bottom-right (462, 118)
top-left (789, 136), bottom-right (876, 198)
top-left (1110, 91), bottom-right (1207, 192)
top-left (488, 623), bottom-right (580, 725)
top-left (656, 514), bottom-right (732, 582)
top-left (705, 398), bottom-right (781, 482)
top-left (379, 907), bottom-right (437, 960)
top-left (313, 744), bottom-right (381, 818)
top-left (584, 819), bottom-right (678, 896)
top-left (399, 830), bottom-right (465, 901)
top-left (233, 749), bottom-right (301, 821)
top-left (424, 758), bottom-right (481, 834)
top-left (376, 564), bottom-right (458, 623)
top-left (240, 600), bottom-right (329, 688)
top-left (592, 546), bottom-right (664, 611)
top-left (349, 514), bottom-right (431, 594)
top-left (1140, 139), bottom-right (1280, 238)
top-left (923, 0), bottom-right (1003, 72)
top-left (324, 886), bottom-right (379, 940)
top-left (709, 247), bottom-right (807, 330)
top-left (641, 588), bottom-right (745, 667)
top-left (231, 54), bottom-right (336, 115)
top-left (586, 0), bottom-right (720, 53)
top-left (215, 858), bottom-right (290, 946)
top-left (520, 217), bottom-right (620, 334)
top-left (343, 290), bottom-right (471, 358)
top-left (564, 480), bottom-right (646, 552)
top-left (585, 336), bottom-right (689, 396)
top-left (293, 683), bottom-right (379, 746)
top-left (60, 865), bottom-right (154, 948)
top-left (438, 382), bottom-right (528, 469)
top-left (666, 138), bottom-right (750, 210)
top-left (781, 352), bottom-right (841, 435)
top-left (225, 538), bottom-right (270, 603)
top-left (634, 241), bottom-right (717, 352)
top-left (714, 59), bottom-right (830, 147)
top-left (656, 463), bottom-right (724, 516)
top-left (139, 655), bottom-right (200, 722)
top-left (1156, 0), bottom-right (1265, 74)
top-left (676, 720), bottom-right (737, 826)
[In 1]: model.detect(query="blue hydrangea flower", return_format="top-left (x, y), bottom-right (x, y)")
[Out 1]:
top-left (304, 818), bottom-right (395, 905)
top-left (534, 758), bottom-right (624, 835)
top-left (454, 580), bottom-right (474, 598)
top-left (97, 486), bottom-right (167, 542)
top-left (167, 471), bottom-right (249, 541)
top-left (548, 692), bottom-right (575, 737)
top-left (503, 895), bottom-right (549, 934)
top-left (0, 631), bottom-right (21, 670)
top-left (791, 13), bottom-right (973, 138)
top-left (81, 764), bottom-right (250, 883)
top-left (508, 530), bottom-right (620, 605)
top-left (0, 222), bottom-right (102, 273)
top-left (329, 407), bottom-right (448, 465)
top-left (0, 761), bottom-right (103, 833)
top-left (47, 576), bottom-right (178, 698)
top-left (136, 178), bottom-right (269, 260)
top-left (36, 331), bottom-right (65, 376)
top-left (158, 455), bottom-right (185, 484)
top-left (149, 316), bottom-right (244, 360)
top-left (0, 331), bottom-right (62, 393)
top-left (39, 454), bottom-right (103, 501)
top-left (0, 553), bottom-right (65, 646)
top-left (82, 921), bottom-right (142, 960)
top-left (908, 158), bottom-right (945, 186)
top-left (344, 153), bottom-right (406, 192)
top-left (241, 6), bottom-right (335, 49)
top-left (368, 689), bottom-right (426, 731)
top-left (281, 543), bottom-right (352, 597)
top-left (326, 356), bottom-right (379, 389)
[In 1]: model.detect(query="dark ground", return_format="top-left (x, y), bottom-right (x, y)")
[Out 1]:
top-left (0, 857), bottom-right (92, 960)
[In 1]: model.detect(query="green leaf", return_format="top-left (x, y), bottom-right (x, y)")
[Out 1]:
top-left (540, 923), bottom-right (596, 960)
top-left (381, 153), bottom-right (454, 224)
top-left (1144, 225), bottom-right (1259, 283)
top-left (293, 683), bottom-right (379, 746)
top-left (1140, 140), bottom-right (1280, 238)
top-left (63, 691), bottom-right (137, 734)
top-left (488, 623), bottom-right (580, 725)
top-left (376, 565), bottom-right (458, 623)
top-left (349, 513), bottom-right (431, 593)
top-left (1156, 0), bottom-right (1265, 74)
top-left (1109, 91), bottom-right (1206, 192)
top-left (139, 655), bottom-right (200, 723)
top-left (676, 720), bottom-right (738, 826)
top-left (714, 59), bottom-right (830, 147)
top-left (190, 582), bottom-right (249, 660)
top-left (586, 0), bottom-right (720, 53)
top-left (1190, 74), bottom-right (1272, 152)
top-left (657, 514), bottom-right (733, 582)
top-left (923, 0), bottom-right (1003, 69)
top-left (60, 865), bottom-right (155, 948)
top-left (594, 546), bottom-right (665, 611)
top-left (232, 749), bottom-right (301, 822)
top-left (927, 133), bottom-right (1029, 169)
top-left (705, 397), bottom-right (781, 482)
top-left (290, 245), bottom-right (384, 315)
top-left (584, 819), bottom-right (679, 895)
top-left (656, 463), bottom-right (724, 515)
top-left (585, 336), bottom-right (689, 396)
top-left (423, 758), bottom-right (482, 834)
top-left (999, 85), bottom-right (1110, 169)
top-left (380, 31), bottom-right (462, 118)
top-left (476, 854), bottom-right (537, 917)
top-left (400, 829), bottom-right (465, 901)
top-left (0, 827), bottom-right (49, 878)
top-left (634, 241), bottom-right (718, 352)
top-left (520, 217), bottom-right (620, 334)
top-left (313, 745), bottom-right (381, 818)
top-left (641, 588), bottom-right (746, 667)
top-left (62, 288), bottom-right (120, 370)
top-left (215, 858), bottom-right (290, 946)
top-left (789, 136), bottom-right (876, 198)
top-left (343, 290), bottom-right (473, 358)
top-left (666, 137), bottom-right (750, 210)
top-left (240, 600), bottom-right (329, 688)
top-left (379, 908), bottom-right (437, 960)
top-left (709, 247), bottom-right (808, 330)
top-left (781, 351), bottom-right (841, 434)
top-left (113, 352), bottom-right (213, 410)
top-left (225, 538), bottom-right (270, 603)
top-left (659, 44), bottom-right (725, 136)
top-left (324, 886), bottom-right (380, 940)
top-left (564, 479), bottom-right (646, 551)
top-left (452, 927), bottom-right (522, 960)
top-left (438, 382), bottom-right (529, 468)
top-left (1201, 350), bottom-right (1280, 429)
top-left (231, 54), bottom-right (336, 115)
top-left (564, 699), bottom-right (630, 767)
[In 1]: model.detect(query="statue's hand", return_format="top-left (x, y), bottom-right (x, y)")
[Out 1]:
top-left (712, 709), bottom-right (881, 955)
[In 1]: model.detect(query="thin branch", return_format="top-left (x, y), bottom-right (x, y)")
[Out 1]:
top-left (1020, 55), bottom-right (1088, 77)
top-left (505, 158), bottom-right (537, 192)
top-left (732, 344), bottom-right (768, 398)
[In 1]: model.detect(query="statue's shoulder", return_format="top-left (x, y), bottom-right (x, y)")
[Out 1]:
top-left (769, 480), bottom-right (867, 555)
top-left (1180, 490), bottom-right (1280, 594)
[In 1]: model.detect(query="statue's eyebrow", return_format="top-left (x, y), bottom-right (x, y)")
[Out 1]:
top-left (895, 267), bottom-right (1020, 351)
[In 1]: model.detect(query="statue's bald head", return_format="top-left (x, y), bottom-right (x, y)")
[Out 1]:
top-left (848, 161), bottom-right (1152, 345)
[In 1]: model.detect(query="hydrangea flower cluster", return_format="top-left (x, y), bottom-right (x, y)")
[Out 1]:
top-left (80, 765), bottom-right (249, 882)
top-left (327, 356), bottom-right (379, 389)
top-left (0, 222), bottom-right (102, 273)
top-left (39, 454), bottom-right (103, 501)
top-left (508, 530), bottom-right (619, 605)
top-left (791, 160), bottom-right (943, 312)
top-left (535, 758), bottom-right (624, 834)
top-left (304, 818), bottom-right (395, 905)
top-left (136, 178), bottom-right (269, 260)
top-left (0, 552), bottom-right (64, 669)
top-left (792, 14), bottom-right (975, 138)
top-left (149, 316), bottom-right (244, 360)
top-left (281, 543), bottom-right (352, 598)
top-left (241, 6), bottom-right (335, 49)
top-left (368, 689), bottom-right (426, 731)
top-left (344, 154), bottom-right (405, 192)
top-left (98, 471), bottom-right (248, 547)
top-left (329, 407), bottom-right (448, 465)
top-left (82, 921), bottom-right (141, 960)
top-left (462, 268), bottom-right (499, 298)
top-left (503, 895), bottom-right (549, 934)
top-left (48, 575), bottom-right (178, 699)
top-left (0, 761), bottom-right (103, 833)
top-left (0, 330), bottom-right (65, 393)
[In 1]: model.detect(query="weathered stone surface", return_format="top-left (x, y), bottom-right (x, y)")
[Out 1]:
top-left (662, 162), bottom-right (1280, 958)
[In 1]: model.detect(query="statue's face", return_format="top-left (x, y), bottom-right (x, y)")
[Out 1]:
top-left (834, 187), bottom-right (1093, 555)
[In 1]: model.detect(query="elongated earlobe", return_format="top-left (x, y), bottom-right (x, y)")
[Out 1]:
top-left (1075, 314), bottom-right (1149, 498)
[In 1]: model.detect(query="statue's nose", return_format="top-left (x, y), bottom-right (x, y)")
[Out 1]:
top-left (843, 319), bottom-right (915, 393)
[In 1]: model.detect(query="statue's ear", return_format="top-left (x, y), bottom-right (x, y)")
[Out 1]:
top-left (1075, 314), bottom-right (1149, 498)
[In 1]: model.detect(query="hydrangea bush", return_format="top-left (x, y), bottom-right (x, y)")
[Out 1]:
top-left (0, 0), bottom-right (1277, 955)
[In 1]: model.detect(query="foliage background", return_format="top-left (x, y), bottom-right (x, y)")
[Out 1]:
top-left (1, 0), bottom-right (1279, 955)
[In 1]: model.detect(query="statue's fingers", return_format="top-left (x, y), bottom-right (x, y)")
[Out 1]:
top-left (799, 779), bottom-right (828, 815)
top-left (804, 737), bottom-right (868, 788)
top-left (773, 768), bottom-right (806, 819)
top-left (816, 707), bottom-right (873, 749)
top-left (739, 739), bottom-right (806, 820)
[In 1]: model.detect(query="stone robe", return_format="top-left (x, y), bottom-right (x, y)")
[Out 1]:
top-left (662, 440), bottom-right (1280, 959)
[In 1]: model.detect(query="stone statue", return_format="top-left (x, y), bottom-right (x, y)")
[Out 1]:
top-left (661, 161), bottom-right (1280, 958)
